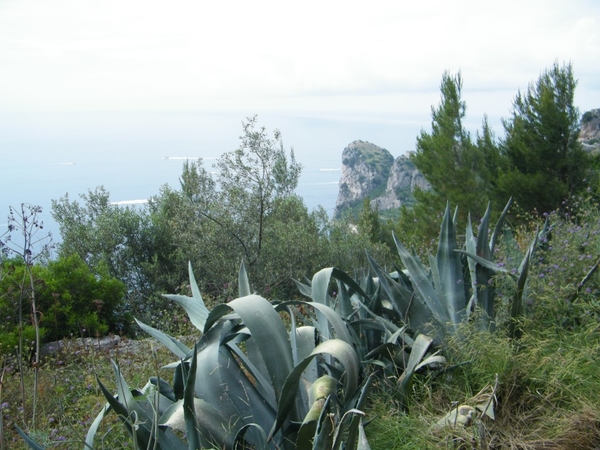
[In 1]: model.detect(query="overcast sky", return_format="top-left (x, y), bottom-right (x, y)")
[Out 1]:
top-left (1, 0), bottom-right (599, 123)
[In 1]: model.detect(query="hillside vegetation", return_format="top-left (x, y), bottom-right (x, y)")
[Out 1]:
top-left (1, 62), bottom-right (600, 449)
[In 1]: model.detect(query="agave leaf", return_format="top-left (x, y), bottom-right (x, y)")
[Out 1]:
top-left (149, 376), bottom-right (177, 403)
top-left (162, 293), bottom-right (209, 333)
top-left (509, 240), bottom-right (534, 339)
top-left (189, 320), bottom-right (245, 429)
top-left (135, 318), bottom-right (191, 359)
top-left (96, 378), bottom-right (142, 436)
top-left (311, 268), bottom-right (372, 310)
top-left (234, 423), bottom-right (268, 450)
top-left (278, 300), bottom-right (354, 347)
top-left (357, 418), bottom-right (372, 450)
top-left (225, 341), bottom-right (278, 407)
top-left (345, 373), bottom-right (374, 414)
top-left (183, 342), bottom-right (201, 450)
top-left (368, 251), bottom-right (437, 337)
top-left (332, 409), bottom-right (366, 450)
top-left (336, 282), bottom-right (355, 318)
top-left (188, 261), bottom-right (203, 304)
top-left (14, 425), bottom-right (45, 450)
top-left (160, 398), bottom-right (236, 449)
top-left (465, 214), bottom-right (478, 317)
top-left (238, 259), bottom-right (251, 297)
top-left (477, 203), bottom-right (493, 260)
top-left (312, 395), bottom-right (334, 450)
top-left (415, 354), bottom-right (446, 372)
top-left (294, 278), bottom-right (313, 298)
top-left (436, 202), bottom-right (466, 330)
top-left (312, 267), bottom-right (335, 306)
top-left (206, 296), bottom-right (294, 405)
top-left (397, 334), bottom-right (433, 411)
top-left (392, 233), bottom-right (451, 328)
top-left (84, 402), bottom-right (111, 450)
top-left (272, 339), bottom-right (360, 439)
top-left (455, 250), bottom-right (512, 275)
top-left (490, 198), bottom-right (512, 253)
top-left (465, 211), bottom-right (497, 330)
top-left (428, 253), bottom-right (442, 300)
top-left (295, 325), bottom-right (319, 382)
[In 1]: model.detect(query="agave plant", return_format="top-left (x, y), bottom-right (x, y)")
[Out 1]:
top-left (20, 261), bottom-right (372, 450)
top-left (364, 199), bottom-right (546, 342)
top-left (295, 265), bottom-right (446, 411)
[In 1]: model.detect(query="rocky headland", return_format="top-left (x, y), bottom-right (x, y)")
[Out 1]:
top-left (334, 109), bottom-right (600, 219)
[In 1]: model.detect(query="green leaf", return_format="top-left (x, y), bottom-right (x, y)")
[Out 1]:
top-left (135, 318), bottom-right (191, 359)
top-left (397, 334), bottom-right (433, 411)
top-left (238, 259), bottom-right (251, 297)
top-left (272, 339), bottom-right (359, 438)
top-left (162, 293), bottom-right (209, 333)
top-left (14, 425), bottom-right (45, 450)
top-left (490, 198), bottom-right (512, 253)
top-left (84, 402), bottom-right (111, 450)
top-left (311, 267), bottom-right (334, 305)
top-left (205, 295), bottom-right (294, 405)
top-left (312, 395), bottom-right (334, 450)
top-left (188, 261), bottom-right (203, 307)
top-left (183, 343), bottom-right (201, 450)
top-left (436, 202), bottom-right (466, 330)
top-left (368, 251), bottom-right (436, 337)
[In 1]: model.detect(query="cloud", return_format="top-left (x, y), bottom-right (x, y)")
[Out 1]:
top-left (0, 0), bottom-right (598, 116)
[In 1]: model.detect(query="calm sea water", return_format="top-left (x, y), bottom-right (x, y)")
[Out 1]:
top-left (0, 111), bottom-right (424, 244)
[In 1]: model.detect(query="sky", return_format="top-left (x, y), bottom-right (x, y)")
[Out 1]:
top-left (1, 0), bottom-right (599, 129)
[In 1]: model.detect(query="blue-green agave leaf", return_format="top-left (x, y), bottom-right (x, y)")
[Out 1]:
top-left (14, 425), bottom-right (45, 450)
top-left (436, 202), bottom-right (466, 330)
top-left (397, 334), bottom-right (433, 410)
top-left (162, 293), bottom-right (209, 333)
top-left (368, 251), bottom-right (436, 337)
top-left (238, 259), bottom-right (251, 297)
top-left (205, 295), bottom-right (294, 405)
top-left (135, 318), bottom-right (191, 359)
top-left (272, 339), bottom-right (359, 438)
top-left (490, 198), bottom-right (512, 253)
top-left (183, 342), bottom-right (201, 450)
top-left (188, 261), bottom-right (203, 306)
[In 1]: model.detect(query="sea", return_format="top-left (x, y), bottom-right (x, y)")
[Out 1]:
top-left (0, 111), bottom-right (425, 249)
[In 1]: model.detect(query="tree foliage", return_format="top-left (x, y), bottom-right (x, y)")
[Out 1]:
top-left (52, 117), bottom-right (326, 311)
top-left (397, 72), bottom-right (500, 245)
top-left (495, 61), bottom-right (590, 215)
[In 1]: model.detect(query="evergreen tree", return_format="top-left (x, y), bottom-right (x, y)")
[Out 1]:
top-left (400, 72), bottom-right (499, 245)
top-left (496, 62), bottom-right (590, 215)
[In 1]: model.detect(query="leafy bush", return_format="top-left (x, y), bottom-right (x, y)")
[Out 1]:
top-left (0, 254), bottom-right (130, 351)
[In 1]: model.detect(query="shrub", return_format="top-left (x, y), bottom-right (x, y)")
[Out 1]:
top-left (0, 254), bottom-right (130, 352)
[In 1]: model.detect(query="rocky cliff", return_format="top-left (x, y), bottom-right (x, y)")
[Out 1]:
top-left (334, 110), bottom-right (598, 218)
top-left (579, 108), bottom-right (600, 153)
top-left (334, 140), bottom-right (428, 217)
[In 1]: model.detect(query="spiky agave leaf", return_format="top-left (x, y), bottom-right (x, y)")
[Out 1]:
top-left (159, 262), bottom-right (210, 333)
top-left (238, 259), bottom-right (251, 297)
top-left (14, 425), bottom-right (45, 450)
top-left (436, 202), bottom-right (466, 331)
top-left (272, 338), bottom-right (360, 440)
top-left (397, 334), bottom-right (434, 411)
top-left (89, 360), bottom-right (187, 450)
top-left (135, 318), bottom-right (191, 359)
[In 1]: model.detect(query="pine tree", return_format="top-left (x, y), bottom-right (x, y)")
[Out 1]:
top-left (496, 62), bottom-right (590, 215)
